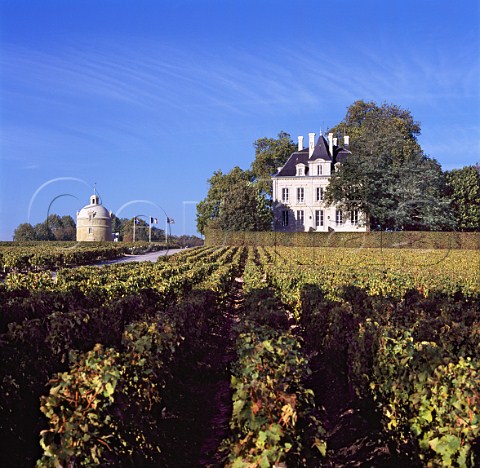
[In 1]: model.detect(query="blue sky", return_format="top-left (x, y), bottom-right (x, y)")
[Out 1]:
top-left (1, 0), bottom-right (479, 240)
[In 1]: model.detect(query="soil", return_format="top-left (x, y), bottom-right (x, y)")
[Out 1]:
top-left (156, 281), bottom-right (244, 467)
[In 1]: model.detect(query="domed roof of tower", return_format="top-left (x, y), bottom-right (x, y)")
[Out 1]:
top-left (77, 193), bottom-right (111, 219)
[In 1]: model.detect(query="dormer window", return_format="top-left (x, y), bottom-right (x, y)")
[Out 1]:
top-left (296, 164), bottom-right (305, 176)
top-left (317, 164), bottom-right (323, 175)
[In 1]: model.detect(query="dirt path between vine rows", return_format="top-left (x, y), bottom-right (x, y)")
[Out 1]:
top-left (197, 278), bottom-right (244, 466)
top-left (156, 277), bottom-right (243, 467)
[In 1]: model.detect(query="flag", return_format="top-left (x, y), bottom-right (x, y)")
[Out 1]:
top-left (150, 217), bottom-right (158, 224)
top-left (167, 217), bottom-right (175, 224)
top-left (134, 218), bottom-right (140, 225)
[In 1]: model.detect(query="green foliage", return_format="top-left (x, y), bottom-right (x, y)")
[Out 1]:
top-left (218, 181), bottom-right (273, 232)
top-left (251, 131), bottom-right (296, 196)
top-left (330, 100), bottom-right (422, 160)
top-left (445, 165), bottom-right (480, 231)
top-left (195, 247), bottom-right (245, 304)
top-left (413, 358), bottom-right (479, 466)
top-left (255, 246), bottom-right (479, 466)
top-left (46, 214), bottom-right (77, 241)
top-left (37, 344), bottom-right (122, 466)
top-left (11, 214), bottom-right (179, 244)
top-left (12, 215), bottom-right (76, 241)
top-left (1, 245), bottom-right (479, 467)
top-left (175, 234), bottom-right (204, 247)
top-left (34, 248), bottom-right (239, 466)
top-left (12, 223), bottom-right (36, 241)
top-left (221, 251), bottom-right (326, 466)
top-left (121, 217), bottom-right (160, 242)
top-left (37, 315), bottom-right (181, 466)
top-left (205, 228), bottom-right (480, 250)
top-left (0, 241), bottom-right (170, 274)
top-left (196, 131), bottom-right (295, 235)
top-left (196, 167), bottom-right (272, 234)
top-left (326, 100), bottom-right (453, 230)
top-left (0, 246), bottom-right (232, 465)
top-left (226, 330), bottom-right (324, 467)
top-left (369, 331), bottom-right (479, 467)
top-left (33, 221), bottom-right (56, 241)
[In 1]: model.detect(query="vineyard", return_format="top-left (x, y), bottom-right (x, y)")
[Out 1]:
top-left (0, 241), bottom-right (172, 275)
top-left (0, 245), bottom-right (478, 467)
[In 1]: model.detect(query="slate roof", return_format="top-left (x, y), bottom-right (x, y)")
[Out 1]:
top-left (309, 135), bottom-right (332, 161)
top-left (275, 135), bottom-right (351, 177)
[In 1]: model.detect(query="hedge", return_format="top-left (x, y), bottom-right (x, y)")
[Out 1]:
top-left (205, 229), bottom-right (480, 250)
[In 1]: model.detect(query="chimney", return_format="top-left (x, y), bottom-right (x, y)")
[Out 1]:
top-left (308, 132), bottom-right (316, 157)
top-left (344, 135), bottom-right (350, 147)
top-left (333, 137), bottom-right (338, 146)
top-left (298, 135), bottom-right (304, 151)
top-left (328, 133), bottom-right (333, 155)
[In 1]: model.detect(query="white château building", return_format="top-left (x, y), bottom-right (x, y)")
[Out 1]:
top-left (272, 132), bottom-right (368, 232)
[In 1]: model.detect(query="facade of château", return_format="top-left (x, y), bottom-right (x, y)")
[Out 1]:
top-left (272, 132), bottom-right (368, 232)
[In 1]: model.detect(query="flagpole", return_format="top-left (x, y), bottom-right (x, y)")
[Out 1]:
top-left (133, 218), bottom-right (136, 243)
top-left (165, 217), bottom-right (168, 244)
top-left (149, 217), bottom-right (152, 243)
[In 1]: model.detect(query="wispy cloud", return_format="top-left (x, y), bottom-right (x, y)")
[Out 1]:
top-left (1, 36), bottom-right (478, 169)
top-left (3, 37), bottom-right (478, 116)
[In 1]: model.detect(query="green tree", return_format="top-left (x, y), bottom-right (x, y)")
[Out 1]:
top-left (218, 181), bottom-right (272, 231)
top-left (59, 215), bottom-right (76, 241)
top-left (325, 100), bottom-right (453, 230)
top-left (251, 131), bottom-right (296, 196)
top-left (197, 132), bottom-right (297, 234)
top-left (13, 215), bottom-right (77, 241)
top-left (150, 226), bottom-right (166, 242)
top-left (46, 214), bottom-right (63, 233)
top-left (196, 167), bottom-right (272, 234)
top-left (122, 218), bottom-right (149, 242)
top-left (111, 214), bottom-right (126, 241)
top-left (175, 235), bottom-right (204, 248)
top-left (45, 214), bottom-right (76, 241)
top-left (13, 223), bottom-right (36, 241)
top-left (34, 221), bottom-right (55, 240)
top-left (444, 165), bottom-right (480, 231)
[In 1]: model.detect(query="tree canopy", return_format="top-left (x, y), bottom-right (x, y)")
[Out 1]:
top-left (325, 100), bottom-right (453, 230)
top-left (120, 217), bottom-right (165, 242)
top-left (196, 167), bottom-right (272, 234)
top-left (444, 165), bottom-right (480, 231)
top-left (13, 223), bottom-right (37, 241)
top-left (196, 132), bottom-right (295, 234)
top-left (196, 101), bottom-right (476, 234)
top-left (14, 215), bottom-right (77, 241)
top-left (250, 131), bottom-right (296, 196)
top-left (46, 214), bottom-right (76, 240)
